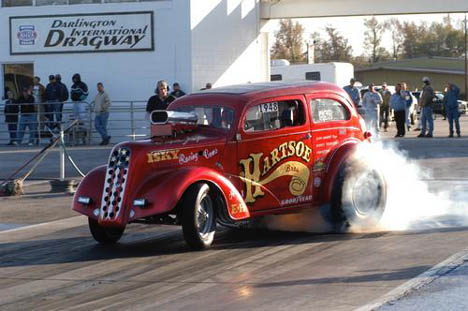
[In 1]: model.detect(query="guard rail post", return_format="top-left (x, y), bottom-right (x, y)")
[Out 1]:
top-left (59, 124), bottom-right (65, 181)
top-left (87, 101), bottom-right (93, 145)
top-left (130, 101), bottom-right (135, 141)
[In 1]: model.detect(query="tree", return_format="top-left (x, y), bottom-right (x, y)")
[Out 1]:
top-left (387, 18), bottom-right (404, 59)
top-left (314, 26), bottom-right (353, 62)
top-left (271, 19), bottom-right (306, 63)
top-left (363, 17), bottom-right (388, 63)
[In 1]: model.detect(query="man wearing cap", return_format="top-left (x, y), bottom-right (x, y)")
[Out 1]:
top-left (170, 82), bottom-right (186, 98)
top-left (344, 78), bottom-right (361, 108)
top-left (418, 77), bottom-right (435, 138)
top-left (379, 83), bottom-right (392, 132)
top-left (443, 83), bottom-right (461, 138)
top-left (45, 74), bottom-right (62, 131)
top-left (362, 83), bottom-right (383, 133)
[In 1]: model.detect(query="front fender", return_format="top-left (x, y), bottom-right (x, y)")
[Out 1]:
top-left (72, 165), bottom-right (107, 219)
top-left (129, 167), bottom-right (249, 222)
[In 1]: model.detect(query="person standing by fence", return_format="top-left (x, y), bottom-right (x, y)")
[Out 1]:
top-left (146, 80), bottom-right (175, 119)
top-left (55, 74), bottom-right (69, 116)
top-left (45, 75), bottom-right (61, 131)
top-left (17, 87), bottom-right (37, 146)
top-left (4, 90), bottom-right (18, 145)
top-left (32, 76), bottom-right (46, 144)
top-left (94, 82), bottom-right (111, 145)
top-left (70, 73), bottom-right (89, 122)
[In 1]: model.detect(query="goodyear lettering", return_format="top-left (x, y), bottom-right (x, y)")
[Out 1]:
top-left (147, 149), bottom-right (180, 163)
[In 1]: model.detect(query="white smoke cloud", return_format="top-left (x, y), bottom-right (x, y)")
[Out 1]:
top-left (263, 140), bottom-right (468, 233)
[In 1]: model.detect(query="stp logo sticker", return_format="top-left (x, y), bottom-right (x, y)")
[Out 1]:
top-left (17, 25), bottom-right (38, 46)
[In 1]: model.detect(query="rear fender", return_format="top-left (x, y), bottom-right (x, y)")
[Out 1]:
top-left (321, 141), bottom-right (359, 204)
top-left (129, 167), bottom-right (249, 222)
top-left (72, 165), bottom-right (106, 220)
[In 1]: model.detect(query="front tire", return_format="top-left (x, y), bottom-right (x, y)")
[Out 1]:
top-left (88, 218), bottom-right (124, 244)
top-left (331, 159), bottom-right (387, 232)
top-left (181, 183), bottom-right (217, 250)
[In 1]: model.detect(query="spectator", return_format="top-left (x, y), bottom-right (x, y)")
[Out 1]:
top-left (362, 83), bottom-right (383, 133)
top-left (417, 77), bottom-right (435, 138)
top-left (70, 73), bottom-right (89, 122)
top-left (94, 82), bottom-right (112, 145)
top-left (32, 76), bottom-right (46, 144)
top-left (171, 82), bottom-right (186, 98)
top-left (17, 87), bottom-right (36, 146)
top-left (200, 83), bottom-right (212, 91)
top-left (45, 75), bottom-right (62, 131)
top-left (401, 82), bottom-right (413, 131)
top-left (343, 78), bottom-right (361, 108)
top-left (146, 80), bottom-right (175, 119)
top-left (4, 90), bottom-right (18, 145)
top-left (443, 83), bottom-right (461, 138)
top-left (55, 74), bottom-right (69, 114)
top-left (379, 82), bottom-right (392, 132)
top-left (390, 83), bottom-right (407, 138)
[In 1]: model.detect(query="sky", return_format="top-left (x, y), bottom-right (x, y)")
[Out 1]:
top-left (270, 13), bottom-right (467, 57)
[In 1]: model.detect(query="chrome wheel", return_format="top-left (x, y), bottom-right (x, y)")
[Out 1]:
top-left (196, 193), bottom-right (214, 239)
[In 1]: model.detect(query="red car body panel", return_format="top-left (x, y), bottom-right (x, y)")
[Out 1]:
top-left (73, 82), bottom-right (367, 227)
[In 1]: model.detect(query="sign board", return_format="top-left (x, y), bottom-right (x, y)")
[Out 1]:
top-left (10, 12), bottom-right (154, 55)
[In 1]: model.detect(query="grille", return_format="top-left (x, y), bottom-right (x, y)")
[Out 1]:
top-left (100, 147), bottom-right (131, 221)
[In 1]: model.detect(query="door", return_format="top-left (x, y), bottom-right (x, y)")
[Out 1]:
top-left (236, 96), bottom-right (314, 212)
top-left (3, 63), bottom-right (34, 99)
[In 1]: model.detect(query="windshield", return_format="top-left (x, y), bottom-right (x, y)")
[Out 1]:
top-left (170, 106), bottom-right (235, 130)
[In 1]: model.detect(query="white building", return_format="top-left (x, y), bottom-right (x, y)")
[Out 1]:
top-left (1, 0), bottom-right (269, 102)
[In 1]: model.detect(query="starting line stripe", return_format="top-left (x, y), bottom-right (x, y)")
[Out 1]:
top-left (354, 247), bottom-right (468, 311)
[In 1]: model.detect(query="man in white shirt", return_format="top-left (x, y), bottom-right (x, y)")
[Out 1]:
top-left (362, 83), bottom-right (383, 133)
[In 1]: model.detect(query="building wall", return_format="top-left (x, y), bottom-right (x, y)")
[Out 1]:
top-left (1, 1), bottom-right (192, 102)
top-left (190, 0), bottom-right (268, 90)
top-left (356, 70), bottom-right (466, 96)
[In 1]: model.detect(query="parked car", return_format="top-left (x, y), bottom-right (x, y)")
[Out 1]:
top-left (73, 82), bottom-right (387, 250)
top-left (432, 92), bottom-right (445, 116)
top-left (458, 100), bottom-right (467, 115)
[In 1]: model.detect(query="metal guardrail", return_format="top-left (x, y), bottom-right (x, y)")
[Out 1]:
top-left (0, 100), bottom-right (150, 145)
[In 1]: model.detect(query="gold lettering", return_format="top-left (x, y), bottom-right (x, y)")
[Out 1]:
top-left (296, 141), bottom-right (305, 158)
top-left (239, 153), bottom-right (264, 203)
top-left (302, 145), bottom-right (312, 162)
top-left (262, 156), bottom-right (271, 176)
top-left (160, 152), bottom-right (172, 161)
top-left (278, 142), bottom-right (288, 160)
top-left (271, 148), bottom-right (280, 166)
top-left (169, 149), bottom-right (180, 159)
top-left (147, 153), bottom-right (154, 163)
top-left (288, 141), bottom-right (296, 156)
top-left (153, 152), bottom-right (161, 162)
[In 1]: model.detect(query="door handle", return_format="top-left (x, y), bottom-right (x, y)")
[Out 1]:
top-left (303, 133), bottom-right (312, 140)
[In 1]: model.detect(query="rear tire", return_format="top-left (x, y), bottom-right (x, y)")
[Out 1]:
top-left (181, 183), bottom-right (217, 250)
top-left (331, 159), bottom-right (387, 232)
top-left (88, 218), bottom-right (124, 244)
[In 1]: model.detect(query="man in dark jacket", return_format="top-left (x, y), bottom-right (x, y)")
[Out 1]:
top-left (70, 73), bottom-right (89, 121)
top-left (55, 74), bottom-right (69, 112)
top-left (417, 77), bottom-right (435, 138)
top-left (444, 83), bottom-right (461, 137)
top-left (45, 75), bottom-right (62, 130)
top-left (4, 90), bottom-right (18, 145)
top-left (17, 87), bottom-right (37, 146)
top-left (170, 82), bottom-right (186, 98)
top-left (146, 80), bottom-right (175, 119)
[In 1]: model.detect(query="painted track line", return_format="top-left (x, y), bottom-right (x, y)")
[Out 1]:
top-left (354, 247), bottom-right (468, 311)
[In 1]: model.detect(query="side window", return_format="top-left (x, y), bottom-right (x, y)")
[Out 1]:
top-left (244, 100), bottom-right (305, 132)
top-left (270, 74), bottom-right (282, 81)
top-left (310, 98), bottom-right (350, 123)
top-left (305, 72), bottom-right (321, 81)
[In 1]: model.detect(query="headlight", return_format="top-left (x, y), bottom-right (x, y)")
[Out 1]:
top-left (133, 199), bottom-right (147, 207)
top-left (77, 196), bottom-right (92, 205)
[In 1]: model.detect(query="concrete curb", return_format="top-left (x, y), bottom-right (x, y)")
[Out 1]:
top-left (354, 247), bottom-right (468, 311)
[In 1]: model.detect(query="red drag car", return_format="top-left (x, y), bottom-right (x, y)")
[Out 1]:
top-left (73, 82), bottom-right (387, 250)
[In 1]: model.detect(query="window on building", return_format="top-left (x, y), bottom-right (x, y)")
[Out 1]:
top-left (3, 0), bottom-right (33, 6)
top-left (270, 74), bottom-right (282, 81)
top-left (305, 71), bottom-right (321, 81)
top-left (36, 0), bottom-right (67, 5)
top-left (310, 98), bottom-right (350, 123)
top-left (244, 100), bottom-right (305, 132)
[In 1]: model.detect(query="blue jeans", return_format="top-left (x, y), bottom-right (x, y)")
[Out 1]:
top-left (420, 106), bottom-right (434, 136)
top-left (46, 101), bottom-right (62, 130)
top-left (94, 112), bottom-right (109, 140)
top-left (446, 108), bottom-right (460, 135)
top-left (17, 114), bottom-right (37, 144)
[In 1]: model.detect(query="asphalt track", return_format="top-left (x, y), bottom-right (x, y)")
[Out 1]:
top-left (1, 118), bottom-right (468, 310)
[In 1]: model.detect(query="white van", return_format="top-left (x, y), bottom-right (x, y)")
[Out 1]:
top-left (270, 62), bottom-right (354, 88)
